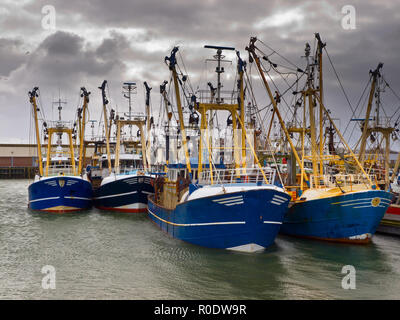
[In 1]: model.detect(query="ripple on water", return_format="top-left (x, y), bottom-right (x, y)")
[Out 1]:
top-left (1, 180), bottom-right (400, 299)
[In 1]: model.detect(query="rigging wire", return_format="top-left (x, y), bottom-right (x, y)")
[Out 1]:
top-left (257, 39), bottom-right (301, 71)
top-left (323, 47), bottom-right (355, 115)
top-left (342, 76), bottom-right (372, 140)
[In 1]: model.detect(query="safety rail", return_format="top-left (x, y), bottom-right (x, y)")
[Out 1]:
top-left (45, 165), bottom-right (75, 176)
top-left (309, 174), bottom-right (376, 189)
top-left (199, 167), bottom-right (277, 185)
top-left (115, 112), bottom-right (146, 122)
top-left (196, 89), bottom-right (238, 104)
top-left (47, 120), bottom-right (73, 129)
top-left (118, 166), bottom-right (146, 175)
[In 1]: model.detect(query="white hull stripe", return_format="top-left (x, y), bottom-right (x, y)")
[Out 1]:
top-left (64, 196), bottom-right (91, 201)
top-left (263, 221), bottom-right (282, 225)
top-left (271, 201), bottom-right (282, 205)
top-left (142, 191), bottom-right (154, 195)
top-left (212, 195), bottom-right (243, 202)
top-left (272, 194), bottom-right (288, 201)
top-left (216, 197), bottom-right (244, 204)
top-left (339, 198), bottom-right (391, 207)
top-left (353, 204), bottom-right (389, 209)
top-left (29, 196), bottom-right (60, 203)
top-left (225, 201), bottom-right (244, 206)
top-left (332, 197), bottom-right (390, 205)
top-left (341, 201), bottom-right (374, 207)
top-left (272, 199), bottom-right (286, 204)
top-left (213, 196), bottom-right (244, 206)
top-left (94, 191), bottom-right (137, 200)
top-left (148, 209), bottom-right (245, 227)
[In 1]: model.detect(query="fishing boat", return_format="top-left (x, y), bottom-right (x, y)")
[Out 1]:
top-left (344, 63), bottom-right (400, 237)
top-left (28, 87), bottom-right (92, 213)
top-left (378, 197), bottom-right (400, 236)
top-left (93, 80), bottom-right (155, 213)
top-left (378, 172), bottom-right (400, 235)
top-left (147, 46), bottom-right (291, 252)
top-left (247, 35), bottom-right (392, 243)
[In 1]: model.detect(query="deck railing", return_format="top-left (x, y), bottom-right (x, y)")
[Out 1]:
top-left (309, 174), bottom-right (375, 189)
top-left (196, 89), bottom-right (239, 104)
top-left (46, 165), bottom-right (75, 176)
top-left (199, 167), bottom-right (277, 185)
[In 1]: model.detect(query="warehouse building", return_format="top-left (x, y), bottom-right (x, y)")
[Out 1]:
top-left (0, 144), bottom-right (95, 178)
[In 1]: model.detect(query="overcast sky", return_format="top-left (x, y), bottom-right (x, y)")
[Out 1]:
top-left (0, 0), bottom-right (399, 151)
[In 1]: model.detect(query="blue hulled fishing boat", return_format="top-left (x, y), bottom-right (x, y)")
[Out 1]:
top-left (28, 87), bottom-right (92, 213)
top-left (92, 80), bottom-right (155, 213)
top-left (147, 46), bottom-right (291, 252)
top-left (281, 187), bottom-right (392, 242)
top-left (94, 165), bottom-right (155, 213)
top-left (29, 174), bottom-right (92, 213)
top-left (148, 168), bottom-right (290, 252)
top-left (247, 35), bottom-right (392, 243)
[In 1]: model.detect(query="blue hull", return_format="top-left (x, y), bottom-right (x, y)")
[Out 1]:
top-left (28, 176), bottom-right (93, 212)
top-left (94, 175), bottom-right (154, 212)
top-left (280, 190), bottom-right (393, 243)
top-left (147, 188), bottom-right (291, 251)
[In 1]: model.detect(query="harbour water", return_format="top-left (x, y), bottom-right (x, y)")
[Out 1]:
top-left (1, 179), bottom-right (400, 300)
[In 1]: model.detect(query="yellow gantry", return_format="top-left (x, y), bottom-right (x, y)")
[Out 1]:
top-left (115, 119), bottom-right (148, 174)
top-left (314, 93), bottom-right (374, 187)
top-left (45, 127), bottom-right (76, 177)
top-left (196, 102), bottom-right (241, 177)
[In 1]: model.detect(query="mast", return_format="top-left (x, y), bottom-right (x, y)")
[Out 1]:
top-left (122, 82), bottom-right (137, 139)
top-left (237, 51), bottom-right (247, 168)
top-left (52, 95), bottom-right (67, 147)
top-left (390, 152), bottom-right (400, 184)
top-left (165, 47), bottom-right (192, 174)
top-left (29, 87), bottom-right (44, 176)
top-left (304, 42), bottom-right (319, 181)
top-left (144, 81), bottom-right (152, 170)
top-left (115, 81), bottom-right (147, 173)
top-left (357, 63), bottom-right (395, 189)
top-left (197, 45), bottom-right (241, 177)
top-left (358, 63), bottom-right (383, 166)
top-left (315, 33), bottom-right (326, 176)
top-left (78, 87), bottom-right (90, 175)
top-left (99, 80), bottom-right (112, 174)
top-left (160, 80), bottom-right (171, 166)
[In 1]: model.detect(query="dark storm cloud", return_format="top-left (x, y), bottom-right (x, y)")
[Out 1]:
top-left (0, 38), bottom-right (28, 76)
top-left (0, 30), bottom-right (133, 142)
top-left (0, 0), bottom-right (399, 150)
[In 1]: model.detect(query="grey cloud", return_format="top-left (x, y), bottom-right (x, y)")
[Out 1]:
top-left (0, 0), bottom-right (399, 150)
top-left (0, 38), bottom-right (28, 76)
